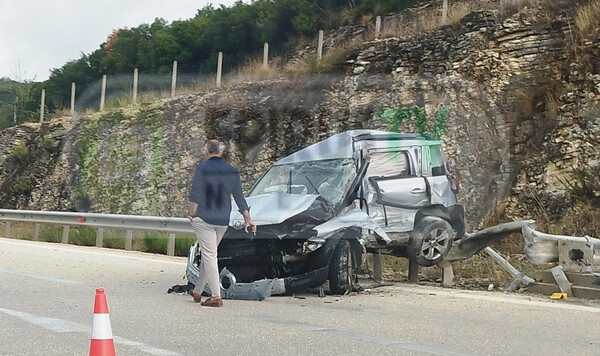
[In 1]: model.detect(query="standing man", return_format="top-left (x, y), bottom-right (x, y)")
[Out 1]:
top-left (188, 139), bottom-right (256, 307)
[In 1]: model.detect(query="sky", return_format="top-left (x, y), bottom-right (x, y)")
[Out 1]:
top-left (0, 0), bottom-right (238, 82)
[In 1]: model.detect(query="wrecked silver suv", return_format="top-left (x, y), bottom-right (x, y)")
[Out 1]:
top-left (186, 130), bottom-right (465, 296)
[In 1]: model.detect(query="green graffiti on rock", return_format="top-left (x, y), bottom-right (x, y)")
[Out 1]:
top-left (378, 105), bottom-right (450, 139)
top-left (78, 102), bottom-right (165, 214)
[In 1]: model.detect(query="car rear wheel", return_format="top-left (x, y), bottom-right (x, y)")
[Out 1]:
top-left (409, 217), bottom-right (453, 267)
top-left (329, 240), bottom-right (354, 295)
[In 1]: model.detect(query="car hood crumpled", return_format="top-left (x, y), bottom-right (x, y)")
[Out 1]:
top-left (230, 193), bottom-right (320, 226)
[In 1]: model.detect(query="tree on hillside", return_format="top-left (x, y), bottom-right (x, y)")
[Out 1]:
top-left (3, 0), bottom-right (423, 129)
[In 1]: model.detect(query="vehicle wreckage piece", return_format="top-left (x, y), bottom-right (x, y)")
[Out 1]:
top-left (522, 224), bottom-right (600, 272)
top-left (219, 268), bottom-right (281, 301)
top-left (182, 268), bottom-right (286, 301)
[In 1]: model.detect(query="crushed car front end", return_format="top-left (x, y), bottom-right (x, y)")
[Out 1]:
top-left (186, 152), bottom-right (384, 294)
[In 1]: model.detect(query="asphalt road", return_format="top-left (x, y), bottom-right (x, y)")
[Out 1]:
top-left (1, 237), bottom-right (599, 356)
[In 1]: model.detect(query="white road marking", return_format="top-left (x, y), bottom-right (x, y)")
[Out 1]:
top-left (394, 286), bottom-right (600, 313)
top-left (0, 237), bottom-right (186, 266)
top-left (254, 315), bottom-right (478, 356)
top-left (0, 267), bottom-right (79, 284)
top-left (0, 307), bottom-right (182, 356)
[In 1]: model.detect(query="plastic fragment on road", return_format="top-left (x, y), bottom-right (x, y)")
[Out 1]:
top-left (550, 293), bottom-right (568, 300)
top-left (222, 279), bottom-right (276, 301)
top-left (219, 268), bottom-right (278, 301)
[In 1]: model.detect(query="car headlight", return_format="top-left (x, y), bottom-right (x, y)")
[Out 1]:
top-left (303, 240), bottom-right (324, 253)
top-left (232, 220), bottom-right (244, 230)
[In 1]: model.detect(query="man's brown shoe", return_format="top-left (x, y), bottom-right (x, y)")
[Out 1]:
top-left (200, 297), bottom-right (223, 307)
top-left (190, 290), bottom-right (202, 303)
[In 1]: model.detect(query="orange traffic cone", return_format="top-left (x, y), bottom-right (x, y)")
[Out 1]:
top-left (89, 288), bottom-right (116, 356)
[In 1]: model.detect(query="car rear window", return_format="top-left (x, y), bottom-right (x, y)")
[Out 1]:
top-left (368, 151), bottom-right (410, 177)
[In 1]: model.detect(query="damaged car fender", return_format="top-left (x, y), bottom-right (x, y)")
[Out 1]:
top-left (311, 207), bottom-right (391, 244)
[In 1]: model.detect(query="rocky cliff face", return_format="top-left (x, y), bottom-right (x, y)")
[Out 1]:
top-left (1, 8), bottom-right (598, 231)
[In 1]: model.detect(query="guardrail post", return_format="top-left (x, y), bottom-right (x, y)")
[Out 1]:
top-left (96, 227), bottom-right (104, 247)
top-left (61, 225), bottom-right (70, 244)
top-left (167, 233), bottom-right (176, 256)
top-left (32, 223), bottom-right (40, 241)
top-left (437, 260), bottom-right (454, 287)
top-left (408, 258), bottom-right (419, 282)
top-left (125, 230), bottom-right (133, 251)
top-left (375, 16), bottom-right (382, 38)
top-left (3, 222), bottom-right (11, 238)
top-left (373, 251), bottom-right (383, 281)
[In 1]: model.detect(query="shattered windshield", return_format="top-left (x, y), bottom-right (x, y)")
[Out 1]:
top-left (250, 159), bottom-right (356, 205)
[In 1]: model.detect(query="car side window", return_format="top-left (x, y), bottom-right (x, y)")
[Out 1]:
top-left (367, 151), bottom-right (411, 178)
top-left (430, 145), bottom-right (446, 176)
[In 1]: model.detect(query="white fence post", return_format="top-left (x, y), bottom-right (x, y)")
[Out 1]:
top-left (39, 89), bottom-right (45, 123)
top-left (167, 233), bottom-right (176, 256)
top-left (263, 42), bottom-right (269, 68)
top-left (70, 82), bottom-right (76, 117)
top-left (132, 68), bottom-right (138, 104)
top-left (375, 16), bottom-right (382, 38)
top-left (442, 0), bottom-right (449, 26)
top-left (100, 74), bottom-right (107, 111)
top-left (171, 60), bottom-right (178, 98)
top-left (216, 52), bottom-right (223, 88)
top-left (317, 30), bottom-right (324, 61)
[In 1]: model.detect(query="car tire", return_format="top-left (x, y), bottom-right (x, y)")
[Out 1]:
top-left (408, 217), bottom-right (453, 267)
top-left (329, 239), bottom-right (354, 295)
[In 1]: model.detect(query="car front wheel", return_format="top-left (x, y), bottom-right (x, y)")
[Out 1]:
top-left (409, 217), bottom-right (453, 267)
top-left (329, 239), bottom-right (354, 295)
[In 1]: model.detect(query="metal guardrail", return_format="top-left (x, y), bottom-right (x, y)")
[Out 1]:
top-left (0, 209), bottom-right (194, 256)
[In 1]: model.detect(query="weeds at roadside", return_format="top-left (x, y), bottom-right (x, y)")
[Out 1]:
top-left (576, 0), bottom-right (600, 39)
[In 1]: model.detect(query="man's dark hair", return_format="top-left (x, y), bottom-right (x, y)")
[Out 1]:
top-left (205, 139), bottom-right (225, 155)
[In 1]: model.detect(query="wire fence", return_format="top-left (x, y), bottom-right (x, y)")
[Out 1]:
top-left (53, 40), bottom-right (302, 117)
top-left (38, 1), bottom-right (466, 120)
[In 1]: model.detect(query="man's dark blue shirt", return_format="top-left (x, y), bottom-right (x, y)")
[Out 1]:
top-left (189, 157), bottom-right (249, 226)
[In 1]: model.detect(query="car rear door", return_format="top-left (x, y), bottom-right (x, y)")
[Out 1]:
top-left (366, 148), bottom-right (429, 209)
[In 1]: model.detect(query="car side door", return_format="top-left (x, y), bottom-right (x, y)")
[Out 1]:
top-left (366, 148), bottom-right (429, 209)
